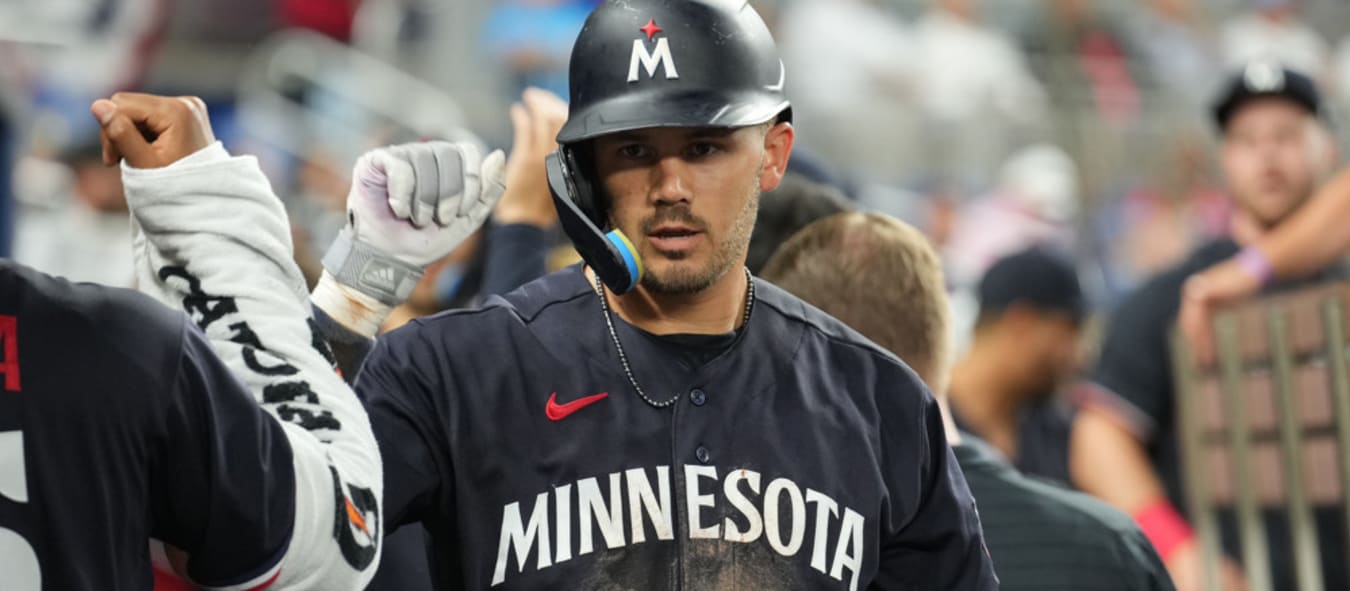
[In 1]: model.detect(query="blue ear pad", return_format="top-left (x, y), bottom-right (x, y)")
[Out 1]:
top-left (605, 230), bottom-right (644, 289)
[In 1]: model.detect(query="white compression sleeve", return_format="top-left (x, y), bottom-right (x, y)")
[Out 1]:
top-left (123, 142), bottom-right (383, 590)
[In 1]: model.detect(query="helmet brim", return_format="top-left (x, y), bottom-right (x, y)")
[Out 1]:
top-left (557, 89), bottom-right (790, 144)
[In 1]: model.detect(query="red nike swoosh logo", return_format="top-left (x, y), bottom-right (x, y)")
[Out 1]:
top-left (546, 391), bottom-right (609, 421)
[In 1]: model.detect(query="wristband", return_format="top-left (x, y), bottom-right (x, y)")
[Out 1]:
top-left (1133, 498), bottom-right (1195, 561)
top-left (322, 228), bottom-right (424, 306)
top-left (311, 272), bottom-right (393, 338)
top-left (1235, 246), bottom-right (1275, 287)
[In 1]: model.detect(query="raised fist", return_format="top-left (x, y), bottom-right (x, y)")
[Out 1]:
top-left (91, 93), bottom-right (216, 169)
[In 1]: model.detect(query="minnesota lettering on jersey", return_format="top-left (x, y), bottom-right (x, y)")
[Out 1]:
top-left (493, 465), bottom-right (866, 590)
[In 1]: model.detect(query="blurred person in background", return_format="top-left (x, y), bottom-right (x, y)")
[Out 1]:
top-left (947, 248), bottom-right (1085, 486)
top-left (745, 172), bottom-right (854, 275)
top-left (942, 145), bottom-right (1080, 349)
top-left (942, 144), bottom-right (1080, 291)
top-left (1072, 61), bottom-right (1342, 590)
top-left (1091, 128), bottom-right (1230, 304)
top-left (0, 0), bottom-right (167, 261)
top-left (11, 138), bottom-right (134, 287)
top-left (1179, 150), bottom-right (1350, 350)
top-left (911, 0), bottom-right (1048, 190)
top-left (762, 212), bottom-right (1173, 591)
top-left (1221, 0), bottom-right (1330, 82)
top-left (1026, 0), bottom-right (1142, 201)
top-left (1330, 33), bottom-right (1350, 113)
top-left (1128, 0), bottom-right (1224, 110)
top-left (1028, 0), bottom-right (1142, 126)
top-left (776, 0), bottom-right (916, 183)
top-left (483, 0), bottom-right (591, 99)
top-left (286, 147), bottom-right (353, 286)
top-left (279, 0), bottom-right (359, 42)
top-left (0, 105), bottom-right (12, 258)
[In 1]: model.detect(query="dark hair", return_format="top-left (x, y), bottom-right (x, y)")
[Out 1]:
top-left (745, 172), bottom-right (853, 274)
top-left (761, 212), bottom-right (951, 392)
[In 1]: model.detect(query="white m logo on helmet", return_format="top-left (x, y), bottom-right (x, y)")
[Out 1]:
top-left (628, 38), bottom-right (679, 83)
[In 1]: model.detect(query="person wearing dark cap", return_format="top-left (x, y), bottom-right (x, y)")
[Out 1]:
top-left (1072, 60), bottom-right (1343, 591)
top-left (946, 247), bottom-right (1085, 486)
top-left (763, 213), bottom-right (1173, 591)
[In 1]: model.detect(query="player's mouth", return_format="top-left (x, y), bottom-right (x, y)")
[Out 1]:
top-left (647, 224), bottom-right (703, 253)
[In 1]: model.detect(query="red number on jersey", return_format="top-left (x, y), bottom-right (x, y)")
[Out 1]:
top-left (0, 315), bottom-right (17, 392)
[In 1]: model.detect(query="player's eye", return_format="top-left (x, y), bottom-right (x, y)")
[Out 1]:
top-left (686, 142), bottom-right (722, 159)
top-left (618, 144), bottom-right (653, 161)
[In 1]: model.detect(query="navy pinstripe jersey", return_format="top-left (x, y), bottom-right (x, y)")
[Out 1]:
top-left (356, 265), bottom-right (996, 590)
top-left (0, 260), bottom-right (294, 590)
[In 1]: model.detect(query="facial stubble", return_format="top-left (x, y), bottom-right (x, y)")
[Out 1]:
top-left (640, 162), bottom-right (763, 295)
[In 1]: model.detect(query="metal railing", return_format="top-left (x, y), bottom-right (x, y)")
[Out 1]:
top-left (234, 28), bottom-right (483, 171)
top-left (1174, 282), bottom-right (1350, 591)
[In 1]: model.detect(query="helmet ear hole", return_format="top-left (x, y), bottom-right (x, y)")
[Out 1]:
top-left (563, 145), bottom-right (609, 230)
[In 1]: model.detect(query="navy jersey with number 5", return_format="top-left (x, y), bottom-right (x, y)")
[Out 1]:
top-left (0, 260), bottom-right (295, 590)
top-left (355, 265), bottom-right (995, 589)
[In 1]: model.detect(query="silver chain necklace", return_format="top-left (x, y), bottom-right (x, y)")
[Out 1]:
top-left (592, 267), bottom-right (755, 408)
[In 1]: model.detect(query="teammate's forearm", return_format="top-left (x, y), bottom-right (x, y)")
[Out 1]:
top-left (1070, 409), bottom-right (1168, 513)
top-left (123, 143), bottom-right (383, 589)
top-left (1072, 408), bottom-right (1195, 563)
top-left (1260, 164), bottom-right (1350, 279)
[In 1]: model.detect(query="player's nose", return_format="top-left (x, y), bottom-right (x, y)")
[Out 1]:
top-left (648, 156), bottom-right (691, 205)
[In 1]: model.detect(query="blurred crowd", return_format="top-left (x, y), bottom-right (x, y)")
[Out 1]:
top-left (5, 0), bottom-right (1350, 312)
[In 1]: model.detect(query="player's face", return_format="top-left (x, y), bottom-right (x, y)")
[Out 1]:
top-left (594, 123), bottom-right (793, 294)
top-left (1025, 313), bottom-right (1082, 398)
top-left (1221, 99), bottom-right (1329, 229)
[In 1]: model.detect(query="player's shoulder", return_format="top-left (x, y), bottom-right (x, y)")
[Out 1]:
top-left (956, 437), bottom-right (1155, 560)
top-left (753, 277), bottom-right (908, 369)
top-left (0, 260), bottom-right (187, 350)
top-left (1118, 238), bottom-right (1240, 319)
top-left (0, 260), bottom-right (188, 394)
top-left (383, 266), bottom-right (592, 350)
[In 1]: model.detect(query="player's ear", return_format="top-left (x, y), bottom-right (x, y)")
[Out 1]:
top-left (759, 122), bottom-right (794, 193)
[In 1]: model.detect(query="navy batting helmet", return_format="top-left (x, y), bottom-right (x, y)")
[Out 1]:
top-left (546, 0), bottom-right (791, 294)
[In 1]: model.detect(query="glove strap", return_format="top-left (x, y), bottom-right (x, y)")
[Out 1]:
top-left (322, 228), bottom-right (424, 306)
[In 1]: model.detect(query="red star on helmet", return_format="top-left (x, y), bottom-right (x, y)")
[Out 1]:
top-left (639, 18), bottom-right (662, 41)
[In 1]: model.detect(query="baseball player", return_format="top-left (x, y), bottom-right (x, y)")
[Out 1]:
top-left (0, 93), bottom-right (387, 589)
top-left (299, 0), bottom-right (996, 589)
top-left (761, 211), bottom-right (1174, 591)
top-left (1072, 62), bottom-right (1345, 590)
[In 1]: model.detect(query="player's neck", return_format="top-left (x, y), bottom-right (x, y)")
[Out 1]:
top-left (948, 345), bottom-right (1023, 451)
top-left (590, 266), bottom-right (751, 335)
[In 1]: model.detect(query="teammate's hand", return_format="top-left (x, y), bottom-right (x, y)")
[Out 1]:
top-left (90, 93), bottom-right (215, 169)
top-left (1164, 540), bottom-right (1248, 591)
top-left (495, 87), bottom-right (568, 228)
top-left (345, 141), bottom-right (507, 268)
top-left (1178, 259), bottom-right (1261, 365)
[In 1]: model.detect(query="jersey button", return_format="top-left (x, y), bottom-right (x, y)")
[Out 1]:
top-left (690, 388), bottom-right (707, 406)
top-left (696, 446), bottom-right (711, 464)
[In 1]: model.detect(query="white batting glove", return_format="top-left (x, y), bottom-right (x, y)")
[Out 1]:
top-left (313, 142), bottom-right (506, 336)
